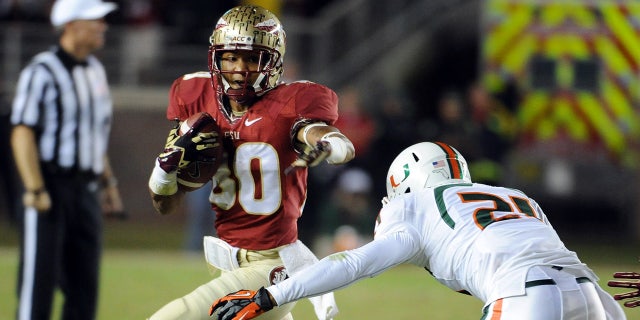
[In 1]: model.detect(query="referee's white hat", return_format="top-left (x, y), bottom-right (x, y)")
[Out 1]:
top-left (50, 0), bottom-right (118, 27)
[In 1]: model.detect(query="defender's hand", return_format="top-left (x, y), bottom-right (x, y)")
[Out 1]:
top-left (285, 140), bottom-right (331, 174)
top-left (608, 272), bottom-right (640, 308)
top-left (209, 287), bottom-right (275, 320)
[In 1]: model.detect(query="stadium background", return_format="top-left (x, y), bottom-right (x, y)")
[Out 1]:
top-left (0, 0), bottom-right (639, 318)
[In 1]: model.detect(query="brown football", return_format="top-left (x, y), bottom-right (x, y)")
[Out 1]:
top-left (176, 112), bottom-right (224, 191)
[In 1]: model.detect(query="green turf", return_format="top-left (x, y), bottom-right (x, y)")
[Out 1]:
top-left (1, 245), bottom-right (639, 319)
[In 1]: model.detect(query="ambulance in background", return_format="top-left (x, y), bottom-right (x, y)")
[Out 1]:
top-left (481, 0), bottom-right (640, 239)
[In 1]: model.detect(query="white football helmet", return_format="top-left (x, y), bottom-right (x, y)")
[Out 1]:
top-left (208, 5), bottom-right (286, 104)
top-left (386, 142), bottom-right (471, 200)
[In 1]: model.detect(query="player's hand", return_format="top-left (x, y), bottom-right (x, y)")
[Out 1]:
top-left (156, 127), bottom-right (185, 173)
top-left (209, 287), bottom-right (275, 320)
top-left (608, 272), bottom-right (640, 308)
top-left (285, 140), bottom-right (331, 174)
top-left (157, 126), bottom-right (219, 173)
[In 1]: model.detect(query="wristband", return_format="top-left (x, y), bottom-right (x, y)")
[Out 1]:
top-left (302, 123), bottom-right (328, 147)
top-left (321, 133), bottom-right (352, 164)
top-left (148, 160), bottom-right (178, 195)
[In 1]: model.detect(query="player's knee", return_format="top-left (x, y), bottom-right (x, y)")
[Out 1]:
top-left (148, 297), bottom-right (192, 320)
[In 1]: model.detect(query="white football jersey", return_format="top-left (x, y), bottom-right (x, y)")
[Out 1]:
top-left (374, 182), bottom-right (596, 304)
top-left (268, 182), bottom-right (601, 310)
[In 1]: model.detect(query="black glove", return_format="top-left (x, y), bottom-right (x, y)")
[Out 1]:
top-left (285, 140), bottom-right (332, 174)
top-left (209, 287), bottom-right (275, 320)
top-left (157, 125), bottom-right (219, 173)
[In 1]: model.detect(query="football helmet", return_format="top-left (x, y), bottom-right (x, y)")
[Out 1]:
top-left (386, 142), bottom-right (471, 200)
top-left (208, 5), bottom-right (286, 104)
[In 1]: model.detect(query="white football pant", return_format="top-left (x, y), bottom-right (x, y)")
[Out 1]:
top-left (483, 266), bottom-right (625, 320)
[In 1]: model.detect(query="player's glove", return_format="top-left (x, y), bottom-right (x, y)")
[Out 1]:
top-left (285, 140), bottom-right (331, 174)
top-left (209, 287), bottom-right (275, 320)
top-left (608, 272), bottom-right (640, 308)
top-left (157, 124), bottom-right (219, 174)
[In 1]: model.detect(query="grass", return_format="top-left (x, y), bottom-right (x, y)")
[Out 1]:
top-left (1, 221), bottom-right (639, 319)
top-left (1, 248), bottom-right (482, 319)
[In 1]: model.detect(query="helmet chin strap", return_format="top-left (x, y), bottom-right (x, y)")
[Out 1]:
top-left (221, 73), bottom-right (267, 105)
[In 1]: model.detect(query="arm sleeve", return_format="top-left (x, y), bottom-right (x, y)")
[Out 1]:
top-left (166, 73), bottom-right (212, 121)
top-left (166, 77), bottom-right (188, 120)
top-left (293, 82), bottom-right (339, 125)
top-left (267, 229), bottom-right (420, 306)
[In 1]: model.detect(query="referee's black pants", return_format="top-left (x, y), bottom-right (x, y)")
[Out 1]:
top-left (16, 171), bottom-right (103, 320)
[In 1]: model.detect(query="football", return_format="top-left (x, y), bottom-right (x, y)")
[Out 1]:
top-left (176, 112), bottom-right (224, 191)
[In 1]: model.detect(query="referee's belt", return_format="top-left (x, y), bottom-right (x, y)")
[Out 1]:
top-left (42, 162), bottom-right (98, 180)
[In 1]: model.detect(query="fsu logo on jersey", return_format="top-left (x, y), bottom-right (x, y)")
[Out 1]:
top-left (269, 266), bottom-right (289, 285)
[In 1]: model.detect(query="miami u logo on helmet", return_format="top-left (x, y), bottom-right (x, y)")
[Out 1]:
top-left (389, 163), bottom-right (410, 188)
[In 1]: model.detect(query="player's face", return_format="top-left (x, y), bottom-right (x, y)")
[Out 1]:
top-left (219, 50), bottom-right (263, 89)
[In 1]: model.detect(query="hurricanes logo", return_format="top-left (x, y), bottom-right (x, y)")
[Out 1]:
top-left (389, 164), bottom-right (410, 188)
top-left (269, 266), bottom-right (289, 285)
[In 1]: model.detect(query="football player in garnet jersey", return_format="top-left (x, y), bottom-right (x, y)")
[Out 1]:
top-left (147, 5), bottom-right (354, 320)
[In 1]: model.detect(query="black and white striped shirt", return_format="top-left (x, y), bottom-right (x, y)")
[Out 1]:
top-left (11, 46), bottom-right (113, 175)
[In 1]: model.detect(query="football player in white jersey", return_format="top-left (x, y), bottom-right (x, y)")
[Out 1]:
top-left (209, 141), bottom-right (626, 320)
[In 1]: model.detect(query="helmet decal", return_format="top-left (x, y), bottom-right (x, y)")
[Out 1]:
top-left (389, 163), bottom-right (410, 188)
top-left (432, 160), bottom-right (446, 168)
top-left (215, 19), bottom-right (228, 30)
top-left (255, 19), bottom-right (279, 32)
top-left (435, 142), bottom-right (463, 179)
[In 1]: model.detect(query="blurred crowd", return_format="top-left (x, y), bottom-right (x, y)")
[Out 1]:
top-left (299, 80), bottom-right (519, 256)
top-left (0, 0), bottom-right (335, 31)
top-left (0, 0), bottom-right (521, 257)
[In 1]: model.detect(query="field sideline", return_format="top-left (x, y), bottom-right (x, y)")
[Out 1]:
top-left (1, 245), bottom-right (639, 319)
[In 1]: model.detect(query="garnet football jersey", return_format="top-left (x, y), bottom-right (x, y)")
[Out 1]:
top-left (166, 72), bottom-right (339, 250)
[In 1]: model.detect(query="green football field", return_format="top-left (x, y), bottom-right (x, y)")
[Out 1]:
top-left (0, 222), bottom-right (639, 319)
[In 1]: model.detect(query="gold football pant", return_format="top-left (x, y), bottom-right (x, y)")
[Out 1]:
top-left (149, 248), bottom-right (295, 320)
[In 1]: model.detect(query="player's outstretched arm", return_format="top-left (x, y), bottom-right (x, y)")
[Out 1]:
top-left (209, 287), bottom-right (275, 320)
top-left (608, 272), bottom-right (640, 308)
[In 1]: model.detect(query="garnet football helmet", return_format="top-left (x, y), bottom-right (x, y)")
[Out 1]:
top-left (208, 5), bottom-right (286, 104)
top-left (386, 142), bottom-right (471, 200)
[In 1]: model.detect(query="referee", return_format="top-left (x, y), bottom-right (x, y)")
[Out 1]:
top-left (10, 0), bottom-right (123, 319)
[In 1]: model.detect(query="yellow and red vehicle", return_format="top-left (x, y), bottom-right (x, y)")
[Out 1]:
top-left (481, 0), bottom-right (640, 238)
